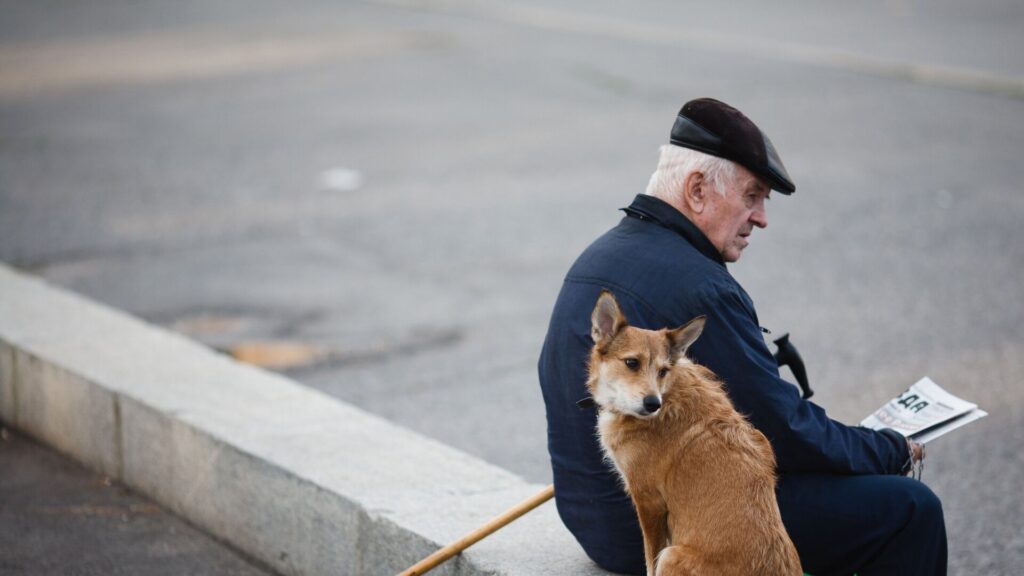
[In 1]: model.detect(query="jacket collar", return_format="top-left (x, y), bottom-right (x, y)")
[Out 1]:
top-left (621, 194), bottom-right (725, 267)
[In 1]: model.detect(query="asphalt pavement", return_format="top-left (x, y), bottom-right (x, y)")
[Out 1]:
top-left (1, 1), bottom-right (1022, 574)
top-left (0, 427), bottom-right (276, 576)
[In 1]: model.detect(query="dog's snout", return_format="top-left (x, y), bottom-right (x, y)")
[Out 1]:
top-left (643, 395), bottom-right (662, 414)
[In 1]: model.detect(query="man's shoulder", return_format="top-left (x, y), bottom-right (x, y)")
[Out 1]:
top-left (558, 217), bottom-right (740, 326)
top-left (569, 217), bottom-right (725, 279)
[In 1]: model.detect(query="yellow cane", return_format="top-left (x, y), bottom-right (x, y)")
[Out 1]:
top-left (397, 484), bottom-right (555, 576)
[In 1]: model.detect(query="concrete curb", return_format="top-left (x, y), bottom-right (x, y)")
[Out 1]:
top-left (0, 263), bottom-right (605, 576)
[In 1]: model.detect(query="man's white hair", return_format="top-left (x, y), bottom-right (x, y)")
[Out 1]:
top-left (645, 145), bottom-right (737, 203)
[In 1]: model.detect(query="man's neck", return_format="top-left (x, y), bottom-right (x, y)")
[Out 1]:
top-left (624, 194), bottom-right (726, 267)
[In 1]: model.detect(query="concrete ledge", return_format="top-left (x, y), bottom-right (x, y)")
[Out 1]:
top-left (0, 263), bottom-right (605, 576)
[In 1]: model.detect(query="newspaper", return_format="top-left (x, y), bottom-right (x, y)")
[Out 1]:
top-left (860, 377), bottom-right (987, 444)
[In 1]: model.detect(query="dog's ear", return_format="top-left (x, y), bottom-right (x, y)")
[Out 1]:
top-left (591, 291), bottom-right (626, 348)
top-left (668, 315), bottom-right (706, 360)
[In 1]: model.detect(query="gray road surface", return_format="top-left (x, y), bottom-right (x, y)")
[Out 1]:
top-left (0, 427), bottom-right (276, 576)
top-left (2, 1), bottom-right (1022, 574)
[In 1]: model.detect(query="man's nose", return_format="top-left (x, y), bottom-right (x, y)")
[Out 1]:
top-left (751, 206), bottom-right (768, 229)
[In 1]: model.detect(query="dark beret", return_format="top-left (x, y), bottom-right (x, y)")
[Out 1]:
top-left (669, 98), bottom-right (795, 194)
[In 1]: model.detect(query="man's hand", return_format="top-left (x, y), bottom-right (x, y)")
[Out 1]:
top-left (910, 441), bottom-right (925, 464)
top-left (904, 440), bottom-right (926, 479)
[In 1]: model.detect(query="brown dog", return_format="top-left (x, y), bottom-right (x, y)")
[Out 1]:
top-left (587, 291), bottom-right (802, 576)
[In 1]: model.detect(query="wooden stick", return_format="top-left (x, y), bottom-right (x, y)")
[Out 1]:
top-left (397, 484), bottom-right (555, 576)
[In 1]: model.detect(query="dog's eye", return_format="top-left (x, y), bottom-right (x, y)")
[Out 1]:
top-left (624, 358), bottom-right (640, 370)
top-left (658, 367), bottom-right (669, 378)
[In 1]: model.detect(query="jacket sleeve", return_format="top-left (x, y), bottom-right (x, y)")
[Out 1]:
top-left (685, 282), bottom-right (910, 476)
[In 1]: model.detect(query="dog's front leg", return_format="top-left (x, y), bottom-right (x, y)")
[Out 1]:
top-left (632, 491), bottom-right (669, 576)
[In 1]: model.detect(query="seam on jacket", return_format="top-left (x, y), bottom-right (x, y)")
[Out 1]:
top-left (563, 275), bottom-right (675, 328)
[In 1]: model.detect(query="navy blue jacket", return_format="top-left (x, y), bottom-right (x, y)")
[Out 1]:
top-left (538, 194), bottom-right (910, 574)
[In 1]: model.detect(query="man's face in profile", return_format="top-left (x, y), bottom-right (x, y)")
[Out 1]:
top-left (700, 166), bottom-right (771, 263)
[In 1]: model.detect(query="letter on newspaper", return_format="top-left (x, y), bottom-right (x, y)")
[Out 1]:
top-left (860, 377), bottom-right (987, 444)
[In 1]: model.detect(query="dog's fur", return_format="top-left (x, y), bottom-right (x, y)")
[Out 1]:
top-left (587, 291), bottom-right (801, 576)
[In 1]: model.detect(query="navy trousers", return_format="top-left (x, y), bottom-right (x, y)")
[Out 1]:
top-left (776, 474), bottom-right (947, 576)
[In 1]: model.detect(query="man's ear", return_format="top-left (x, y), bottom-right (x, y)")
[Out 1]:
top-left (668, 315), bottom-right (706, 360)
top-left (591, 291), bottom-right (626, 348)
top-left (682, 170), bottom-right (708, 214)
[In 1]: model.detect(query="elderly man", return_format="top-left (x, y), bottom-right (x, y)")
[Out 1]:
top-left (538, 98), bottom-right (946, 575)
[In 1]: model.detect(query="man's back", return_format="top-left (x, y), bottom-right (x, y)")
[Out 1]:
top-left (538, 194), bottom-right (737, 573)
